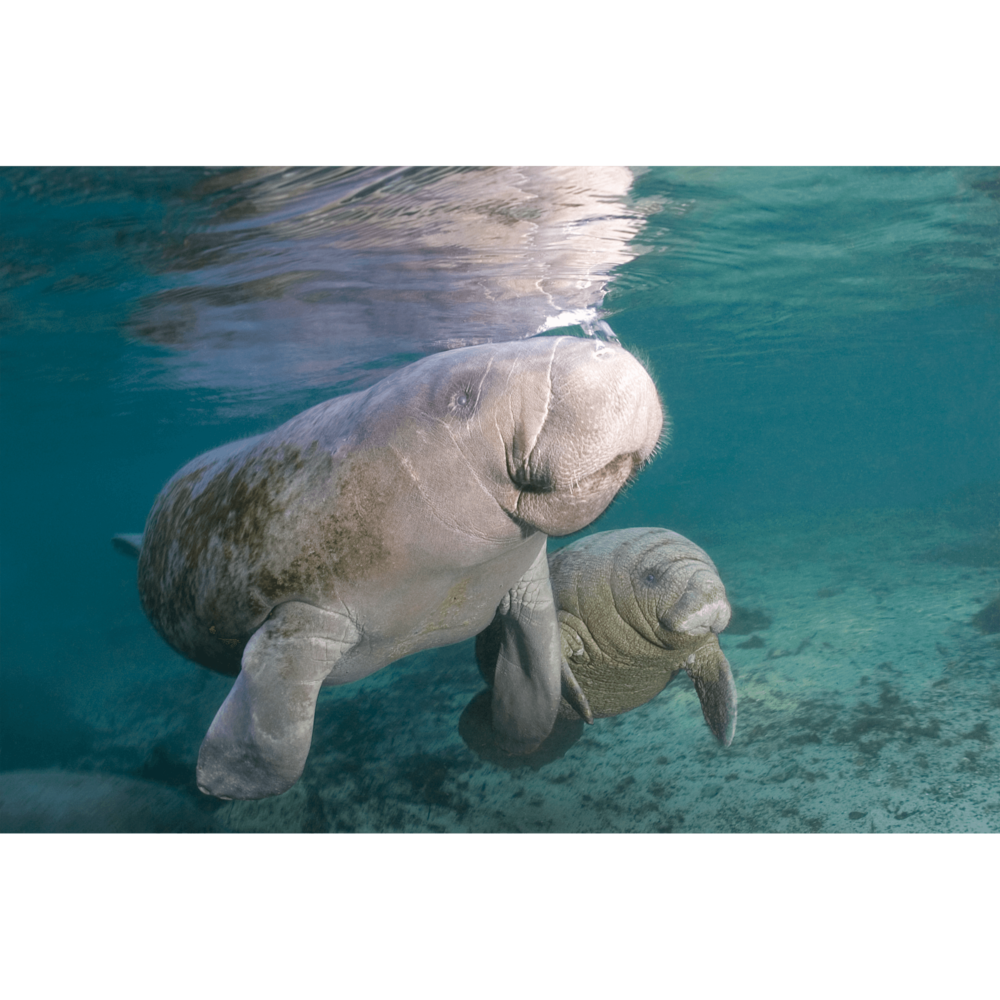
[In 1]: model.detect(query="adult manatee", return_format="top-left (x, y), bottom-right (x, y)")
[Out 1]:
top-left (122, 337), bottom-right (663, 799)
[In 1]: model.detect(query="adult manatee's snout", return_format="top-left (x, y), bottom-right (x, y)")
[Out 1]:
top-left (503, 337), bottom-right (663, 536)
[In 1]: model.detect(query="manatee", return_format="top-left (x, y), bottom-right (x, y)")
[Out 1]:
top-left (476, 527), bottom-right (737, 746)
top-left (119, 337), bottom-right (663, 800)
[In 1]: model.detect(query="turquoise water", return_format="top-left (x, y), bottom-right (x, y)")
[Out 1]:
top-left (1, 166), bottom-right (997, 832)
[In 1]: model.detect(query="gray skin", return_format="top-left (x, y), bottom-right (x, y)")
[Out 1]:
top-left (123, 337), bottom-right (663, 800)
top-left (477, 528), bottom-right (737, 746)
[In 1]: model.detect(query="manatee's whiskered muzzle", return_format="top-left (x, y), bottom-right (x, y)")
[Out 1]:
top-left (660, 597), bottom-right (731, 637)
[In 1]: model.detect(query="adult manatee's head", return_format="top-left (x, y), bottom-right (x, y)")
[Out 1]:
top-left (384, 335), bottom-right (663, 538)
top-left (502, 336), bottom-right (663, 535)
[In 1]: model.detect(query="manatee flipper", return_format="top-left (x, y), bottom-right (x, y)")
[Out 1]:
top-left (684, 643), bottom-right (738, 747)
top-left (196, 602), bottom-right (360, 800)
top-left (490, 544), bottom-right (563, 754)
top-left (475, 618), bottom-right (593, 724)
top-left (112, 533), bottom-right (144, 558)
top-left (560, 659), bottom-right (595, 724)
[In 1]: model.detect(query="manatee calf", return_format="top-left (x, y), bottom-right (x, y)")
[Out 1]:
top-left (120, 337), bottom-right (663, 799)
top-left (477, 527), bottom-right (737, 746)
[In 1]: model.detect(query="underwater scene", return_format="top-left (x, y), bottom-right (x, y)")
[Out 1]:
top-left (1, 165), bottom-right (997, 834)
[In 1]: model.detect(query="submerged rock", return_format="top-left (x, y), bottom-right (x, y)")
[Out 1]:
top-left (0, 770), bottom-right (222, 833)
top-left (971, 596), bottom-right (1000, 635)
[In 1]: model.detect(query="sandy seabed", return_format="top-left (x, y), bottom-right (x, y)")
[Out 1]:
top-left (216, 506), bottom-right (1000, 834)
top-left (3, 505), bottom-right (997, 834)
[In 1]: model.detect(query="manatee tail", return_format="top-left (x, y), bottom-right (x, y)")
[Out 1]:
top-left (112, 533), bottom-right (144, 558)
top-left (685, 642), bottom-right (738, 747)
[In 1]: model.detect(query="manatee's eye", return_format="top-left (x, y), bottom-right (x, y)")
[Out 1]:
top-left (643, 570), bottom-right (658, 586)
top-left (451, 387), bottom-right (473, 411)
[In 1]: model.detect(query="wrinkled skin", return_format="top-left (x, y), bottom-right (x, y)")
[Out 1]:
top-left (130, 336), bottom-right (663, 799)
top-left (477, 527), bottom-right (738, 746)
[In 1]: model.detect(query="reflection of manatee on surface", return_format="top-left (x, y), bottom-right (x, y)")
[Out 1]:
top-left (132, 166), bottom-right (648, 394)
top-left (475, 528), bottom-right (738, 752)
top-left (118, 336), bottom-right (664, 800)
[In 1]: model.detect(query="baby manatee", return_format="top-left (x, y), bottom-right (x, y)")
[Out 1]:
top-left (477, 527), bottom-right (737, 746)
